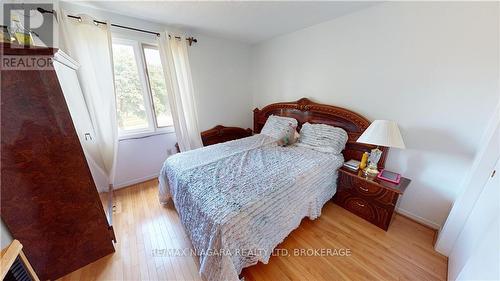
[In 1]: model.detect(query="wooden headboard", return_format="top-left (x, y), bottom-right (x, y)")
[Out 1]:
top-left (253, 98), bottom-right (388, 168)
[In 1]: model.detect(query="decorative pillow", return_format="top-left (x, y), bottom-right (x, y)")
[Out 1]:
top-left (260, 115), bottom-right (298, 139)
top-left (277, 124), bottom-right (299, 146)
top-left (298, 122), bottom-right (348, 154)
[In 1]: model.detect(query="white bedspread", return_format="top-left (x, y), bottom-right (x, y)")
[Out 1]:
top-left (159, 134), bottom-right (343, 281)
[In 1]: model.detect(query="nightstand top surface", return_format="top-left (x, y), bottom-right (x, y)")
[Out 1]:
top-left (339, 167), bottom-right (411, 194)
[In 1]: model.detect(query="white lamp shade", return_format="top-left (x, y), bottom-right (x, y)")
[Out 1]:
top-left (357, 120), bottom-right (406, 149)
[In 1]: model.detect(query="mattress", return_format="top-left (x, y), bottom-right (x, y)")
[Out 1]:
top-left (159, 134), bottom-right (344, 281)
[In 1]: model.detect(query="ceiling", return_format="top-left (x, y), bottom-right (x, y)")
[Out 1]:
top-left (76, 1), bottom-right (379, 44)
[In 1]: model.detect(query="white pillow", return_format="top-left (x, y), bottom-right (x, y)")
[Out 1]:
top-left (260, 115), bottom-right (298, 139)
top-left (298, 122), bottom-right (348, 154)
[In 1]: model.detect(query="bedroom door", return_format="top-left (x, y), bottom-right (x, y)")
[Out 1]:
top-left (449, 158), bottom-right (499, 280)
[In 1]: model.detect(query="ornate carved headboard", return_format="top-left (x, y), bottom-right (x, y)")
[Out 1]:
top-left (253, 98), bottom-right (388, 168)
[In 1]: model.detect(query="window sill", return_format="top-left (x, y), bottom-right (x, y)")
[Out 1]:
top-left (118, 128), bottom-right (175, 141)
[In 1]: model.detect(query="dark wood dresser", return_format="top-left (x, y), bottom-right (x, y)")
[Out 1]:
top-left (333, 167), bottom-right (411, 231)
top-left (1, 43), bottom-right (115, 280)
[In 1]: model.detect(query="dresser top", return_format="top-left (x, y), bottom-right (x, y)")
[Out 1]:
top-left (1, 42), bottom-right (57, 56)
top-left (339, 167), bottom-right (411, 194)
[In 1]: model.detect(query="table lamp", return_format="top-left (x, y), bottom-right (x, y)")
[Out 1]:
top-left (356, 120), bottom-right (405, 176)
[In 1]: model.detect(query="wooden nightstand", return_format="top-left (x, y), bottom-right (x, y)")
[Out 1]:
top-left (333, 167), bottom-right (411, 231)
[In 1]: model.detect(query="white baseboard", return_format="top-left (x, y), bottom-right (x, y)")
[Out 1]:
top-left (396, 207), bottom-right (441, 230)
top-left (112, 173), bottom-right (159, 190)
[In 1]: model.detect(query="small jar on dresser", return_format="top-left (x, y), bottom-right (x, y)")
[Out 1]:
top-left (333, 167), bottom-right (411, 231)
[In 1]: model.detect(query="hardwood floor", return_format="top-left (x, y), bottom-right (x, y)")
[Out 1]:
top-left (59, 179), bottom-right (447, 281)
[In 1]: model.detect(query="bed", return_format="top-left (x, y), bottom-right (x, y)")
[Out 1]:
top-left (159, 98), bottom-right (386, 281)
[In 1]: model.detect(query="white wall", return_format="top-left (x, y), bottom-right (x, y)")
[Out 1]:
top-left (113, 133), bottom-right (177, 188)
top-left (60, 2), bottom-right (253, 188)
top-left (251, 2), bottom-right (499, 228)
top-left (190, 34), bottom-right (253, 131)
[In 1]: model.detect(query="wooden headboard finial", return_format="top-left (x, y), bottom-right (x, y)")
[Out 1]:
top-left (297, 98), bottom-right (312, 111)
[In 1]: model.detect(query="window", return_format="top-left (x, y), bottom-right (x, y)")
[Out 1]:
top-left (143, 46), bottom-right (173, 128)
top-left (113, 42), bottom-right (150, 131)
top-left (112, 38), bottom-right (173, 138)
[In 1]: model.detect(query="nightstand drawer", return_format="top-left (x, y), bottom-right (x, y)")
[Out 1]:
top-left (339, 172), bottom-right (397, 206)
top-left (344, 196), bottom-right (376, 222)
top-left (333, 191), bottom-right (391, 230)
top-left (351, 176), bottom-right (382, 194)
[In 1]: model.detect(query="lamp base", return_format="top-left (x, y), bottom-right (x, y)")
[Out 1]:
top-left (363, 147), bottom-right (382, 178)
top-left (363, 164), bottom-right (379, 177)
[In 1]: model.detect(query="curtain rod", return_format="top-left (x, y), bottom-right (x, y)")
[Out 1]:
top-left (36, 8), bottom-right (197, 45)
top-left (67, 15), bottom-right (198, 46)
top-left (68, 15), bottom-right (197, 46)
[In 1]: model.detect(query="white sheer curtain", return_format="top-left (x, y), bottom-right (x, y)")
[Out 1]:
top-left (158, 32), bottom-right (203, 152)
top-left (59, 12), bottom-right (118, 183)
